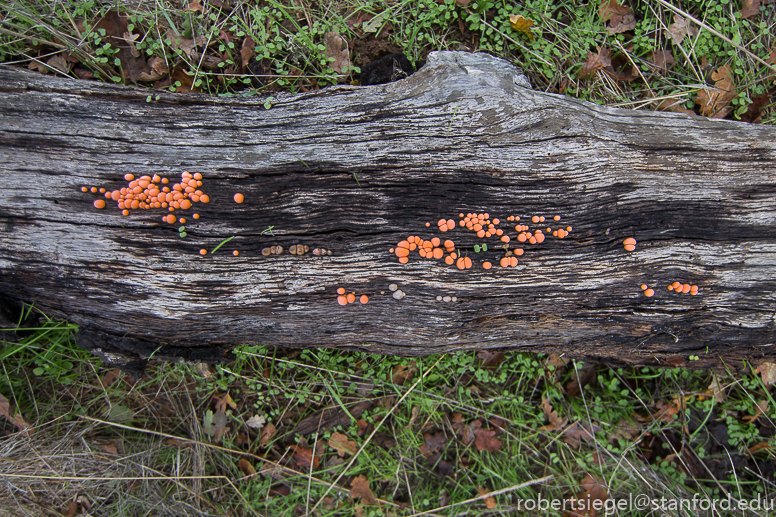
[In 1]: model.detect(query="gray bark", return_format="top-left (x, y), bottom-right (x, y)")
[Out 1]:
top-left (1, 51), bottom-right (775, 370)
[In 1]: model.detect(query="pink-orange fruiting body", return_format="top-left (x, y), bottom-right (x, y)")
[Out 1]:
top-left (234, 193), bottom-right (244, 203)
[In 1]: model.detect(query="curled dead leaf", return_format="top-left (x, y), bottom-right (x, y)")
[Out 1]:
top-left (696, 64), bottom-right (736, 118)
top-left (578, 47), bottom-right (611, 80)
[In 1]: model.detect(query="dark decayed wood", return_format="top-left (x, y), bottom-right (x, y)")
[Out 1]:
top-left (1, 51), bottom-right (775, 372)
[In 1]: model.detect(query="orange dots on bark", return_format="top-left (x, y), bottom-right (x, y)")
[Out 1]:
top-left (690, 285), bottom-right (699, 295)
top-left (623, 238), bottom-right (637, 252)
top-left (200, 195), bottom-right (210, 203)
top-left (483, 261), bottom-right (492, 269)
top-left (644, 289), bottom-right (655, 297)
top-left (509, 256), bottom-right (518, 267)
top-left (517, 233), bottom-right (527, 243)
top-left (399, 257), bottom-right (408, 264)
top-left (640, 284), bottom-right (647, 290)
top-left (432, 248), bottom-right (444, 259)
top-left (360, 295), bottom-right (369, 304)
top-left (193, 214), bottom-right (200, 219)
top-left (553, 215), bottom-right (561, 221)
top-left (165, 215), bottom-right (177, 224)
top-left (180, 199), bottom-right (192, 210)
top-left (431, 237), bottom-right (441, 247)
top-left (199, 249), bottom-right (207, 255)
top-left (122, 209), bottom-right (129, 216)
top-left (337, 295), bottom-right (348, 305)
top-left (492, 218), bottom-right (500, 225)
top-left (426, 222), bottom-right (430, 227)
top-left (93, 199), bottom-right (106, 209)
top-left (681, 284), bottom-right (691, 294)
top-left (445, 255), bottom-right (455, 265)
top-left (531, 216), bottom-right (539, 223)
top-left (346, 293), bottom-right (356, 304)
top-left (514, 248), bottom-right (524, 256)
top-left (337, 287), bottom-right (346, 295)
top-left (124, 174), bottom-right (134, 181)
top-left (500, 257), bottom-right (509, 267)
top-left (234, 193), bottom-right (244, 203)
top-left (501, 235), bottom-right (510, 243)
top-left (233, 250), bottom-right (239, 256)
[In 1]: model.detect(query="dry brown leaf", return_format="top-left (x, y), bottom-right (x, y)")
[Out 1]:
top-left (651, 49), bottom-right (675, 71)
top-left (391, 363), bottom-right (416, 385)
top-left (571, 473), bottom-right (609, 516)
top-left (706, 376), bottom-right (727, 402)
top-left (99, 368), bottom-right (122, 387)
top-left (291, 443), bottom-right (320, 469)
top-left (743, 400), bottom-right (769, 423)
top-left (98, 442), bottom-right (118, 455)
top-left (474, 427), bottom-right (502, 452)
top-left (607, 419), bottom-right (642, 443)
top-left (329, 432), bottom-right (358, 457)
top-left (578, 47), bottom-right (611, 80)
top-left (238, 458), bottom-right (257, 478)
top-left (755, 362), bottom-right (776, 385)
top-left (739, 91), bottom-right (773, 123)
top-left (477, 350), bottom-right (505, 368)
top-left (165, 30), bottom-right (208, 60)
top-left (477, 486), bottom-right (497, 509)
top-left (740, 0), bottom-right (761, 18)
top-left (350, 475), bottom-right (377, 505)
top-left (563, 421), bottom-right (601, 449)
top-left (324, 32), bottom-right (352, 77)
top-left (241, 37), bottom-right (256, 72)
top-left (138, 57), bottom-right (168, 82)
top-left (165, 438), bottom-right (192, 448)
top-left (598, 0), bottom-right (635, 35)
top-left (420, 431), bottom-right (447, 457)
top-left (46, 54), bottom-right (70, 74)
top-left (260, 422), bottom-right (276, 447)
top-left (696, 64), bottom-right (736, 118)
top-left (746, 441), bottom-right (772, 456)
top-left (0, 393), bottom-right (33, 437)
top-left (665, 14), bottom-right (696, 46)
top-left (540, 396), bottom-right (567, 431)
top-left (186, 0), bottom-right (205, 13)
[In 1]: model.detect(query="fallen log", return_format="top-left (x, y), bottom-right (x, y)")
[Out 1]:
top-left (1, 51), bottom-right (775, 372)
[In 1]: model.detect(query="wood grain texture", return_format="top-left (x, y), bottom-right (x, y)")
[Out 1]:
top-left (1, 51), bottom-right (775, 369)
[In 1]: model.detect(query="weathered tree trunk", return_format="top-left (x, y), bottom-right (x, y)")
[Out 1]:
top-left (1, 51), bottom-right (775, 372)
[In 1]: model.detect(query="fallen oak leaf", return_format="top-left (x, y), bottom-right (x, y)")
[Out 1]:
top-left (563, 421), bottom-right (601, 449)
top-left (578, 46), bottom-right (612, 80)
top-left (328, 431), bottom-right (358, 457)
top-left (540, 396), bottom-right (567, 431)
top-left (598, 0), bottom-right (635, 35)
top-left (473, 427), bottom-right (502, 452)
top-left (324, 32), bottom-right (352, 78)
top-left (350, 475), bottom-right (377, 505)
top-left (696, 64), bottom-right (736, 118)
top-left (665, 14), bottom-right (696, 46)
